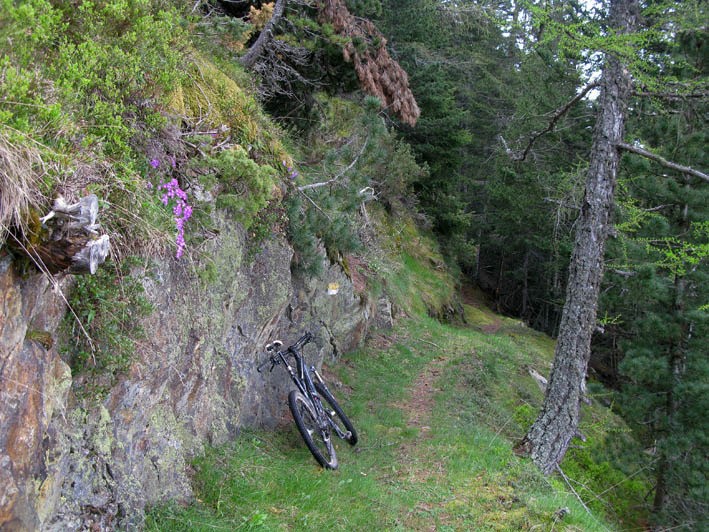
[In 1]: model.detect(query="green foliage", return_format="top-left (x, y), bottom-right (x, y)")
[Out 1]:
top-left (598, 24), bottom-right (708, 522)
top-left (207, 146), bottom-right (279, 227)
top-left (287, 94), bottom-right (426, 274)
top-left (2, 0), bottom-right (188, 149)
top-left (562, 433), bottom-right (649, 524)
top-left (0, 0), bottom-right (192, 256)
top-left (245, 199), bottom-right (288, 258)
top-left (49, 0), bottom-right (187, 155)
top-left (61, 259), bottom-right (152, 381)
top-left (191, 4), bottom-right (253, 61)
top-left (0, 1), bottom-right (66, 138)
top-left (0, 57), bottom-right (65, 135)
top-left (345, 0), bottom-right (382, 18)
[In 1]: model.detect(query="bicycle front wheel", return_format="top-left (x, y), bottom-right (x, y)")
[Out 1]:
top-left (288, 390), bottom-right (338, 469)
top-left (314, 381), bottom-right (358, 445)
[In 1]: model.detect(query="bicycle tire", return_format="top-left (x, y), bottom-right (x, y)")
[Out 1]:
top-left (314, 381), bottom-right (358, 445)
top-left (288, 390), bottom-right (338, 469)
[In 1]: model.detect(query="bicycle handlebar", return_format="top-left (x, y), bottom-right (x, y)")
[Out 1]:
top-left (257, 331), bottom-right (314, 373)
top-left (290, 331), bottom-right (313, 352)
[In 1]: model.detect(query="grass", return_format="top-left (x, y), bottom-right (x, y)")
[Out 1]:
top-left (146, 290), bottom-right (650, 531)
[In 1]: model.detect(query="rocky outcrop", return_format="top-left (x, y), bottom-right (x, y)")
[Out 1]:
top-left (0, 213), bottom-right (381, 530)
top-left (0, 254), bottom-right (72, 531)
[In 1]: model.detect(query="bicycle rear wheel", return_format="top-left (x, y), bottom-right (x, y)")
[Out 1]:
top-left (288, 390), bottom-right (338, 469)
top-left (314, 381), bottom-right (358, 445)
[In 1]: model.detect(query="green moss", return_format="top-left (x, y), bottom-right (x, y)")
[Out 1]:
top-left (25, 329), bottom-right (53, 349)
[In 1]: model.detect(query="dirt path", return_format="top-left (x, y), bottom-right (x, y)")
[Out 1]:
top-left (400, 354), bottom-right (447, 439)
top-left (392, 346), bottom-right (451, 489)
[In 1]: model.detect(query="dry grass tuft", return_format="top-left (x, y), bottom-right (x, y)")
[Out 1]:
top-left (0, 132), bottom-right (47, 243)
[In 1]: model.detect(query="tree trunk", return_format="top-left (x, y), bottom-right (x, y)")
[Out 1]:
top-left (240, 0), bottom-right (287, 69)
top-left (515, 0), bottom-right (639, 474)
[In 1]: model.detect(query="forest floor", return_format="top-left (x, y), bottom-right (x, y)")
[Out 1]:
top-left (147, 292), bottom-right (650, 531)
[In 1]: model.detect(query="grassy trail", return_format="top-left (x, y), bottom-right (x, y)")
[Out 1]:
top-left (147, 298), bottom-right (645, 531)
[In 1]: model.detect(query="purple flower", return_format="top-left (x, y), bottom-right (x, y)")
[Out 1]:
top-left (149, 158), bottom-right (160, 169)
top-left (154, 177), bottom-right (193, 260)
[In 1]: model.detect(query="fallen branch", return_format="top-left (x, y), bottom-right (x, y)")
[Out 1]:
top-left (418, 339), bottom-right (442, 350)
top-left (617, 142), bottom-right (709, 182)
top-left (297, 188), bottom-right (331, 221)
top-left (556, 465), bottom-right (594, 518)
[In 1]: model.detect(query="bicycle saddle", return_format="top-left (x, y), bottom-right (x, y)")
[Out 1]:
top-left (265, 340), bottom-right (283, 352)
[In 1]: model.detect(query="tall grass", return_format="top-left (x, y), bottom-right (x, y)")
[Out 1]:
top-left (0, 132), bottom-right (45, 244)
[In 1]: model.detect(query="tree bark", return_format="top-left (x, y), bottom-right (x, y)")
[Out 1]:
top-left (240, 0), bottom-right (287, 69)
top-left (515, 0), bottom-right (639, 474)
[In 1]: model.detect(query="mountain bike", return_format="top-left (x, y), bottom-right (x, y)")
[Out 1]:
top-left (257, 331), bottom-right (358, 469)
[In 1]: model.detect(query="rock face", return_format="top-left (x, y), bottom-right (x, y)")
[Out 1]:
top-left (0, 215), bottom-right (379, 530)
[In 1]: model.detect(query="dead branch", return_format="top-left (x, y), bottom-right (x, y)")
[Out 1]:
top-left (617, 142), bottom-right (709, 182)
top-left (632, 90), bottom-right (709, 100)
top-left (506, 82), bottom-right (599, 162)
top-left (250, 37), bottom-right (318, 100)
top-left (298, 136), bottom-right (369, 191)
top-left (297, 188), bottom-right (331, 221)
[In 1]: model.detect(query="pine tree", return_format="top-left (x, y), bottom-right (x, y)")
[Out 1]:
top-left (514, 0), bottom-right (707, 499)
top-left (599, 14), bottom-right (709, 523)
top-left (515, 0), bottom-right (640, 474)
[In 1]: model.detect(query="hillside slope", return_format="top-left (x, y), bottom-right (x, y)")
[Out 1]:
top-left (147, 237), bottom-right (651, 531)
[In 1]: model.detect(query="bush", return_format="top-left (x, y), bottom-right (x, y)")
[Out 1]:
top-left (209, 146), bottom-right (279, 227)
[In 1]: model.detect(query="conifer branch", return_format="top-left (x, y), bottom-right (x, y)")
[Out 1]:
top-left (318, 0), bottom-right (420, 125)
top-left (507, 82), bottom-right (599, 162)
top-left (617, 143), bottom-right (709, 182)
top-left (297, 136), bottom-right (369, 191)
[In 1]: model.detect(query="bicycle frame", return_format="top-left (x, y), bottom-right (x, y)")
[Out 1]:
top-left (263, 334), bottom-right (350, 440)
